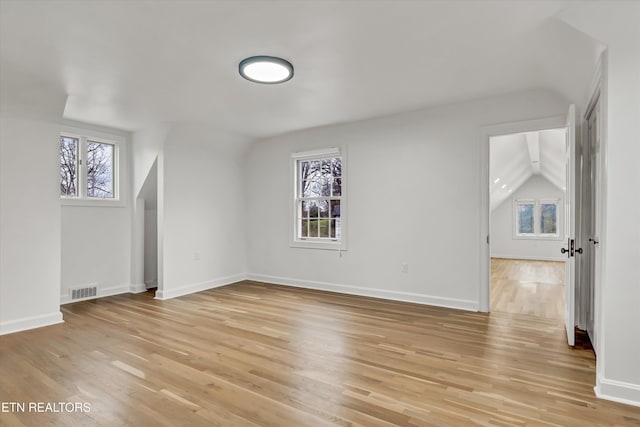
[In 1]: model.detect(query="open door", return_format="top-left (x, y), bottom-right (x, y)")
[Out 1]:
top-left (563, 104), bottom-right (577, 346)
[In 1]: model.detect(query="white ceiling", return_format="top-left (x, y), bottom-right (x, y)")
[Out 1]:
top-left (490, 128), bottom-right (566, 211)
top-left (0, 1), bottom-right (600, 138)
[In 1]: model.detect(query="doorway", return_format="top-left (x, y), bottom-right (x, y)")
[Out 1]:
top-left (138, 159), bottom-right (159, 294)
top-left (488, 128), bottom-right (567, 320)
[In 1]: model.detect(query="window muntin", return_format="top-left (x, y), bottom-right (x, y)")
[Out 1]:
top-left (60, 134), bottom-right (118, 201)
top-left (514, 198), bottom-right (560, 239)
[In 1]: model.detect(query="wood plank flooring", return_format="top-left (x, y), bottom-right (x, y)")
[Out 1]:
top-left (491, 258), bottom-right (565, 321)
top-left (1, 281), bottom-right (639, 426)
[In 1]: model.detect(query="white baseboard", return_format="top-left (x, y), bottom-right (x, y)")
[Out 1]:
top-left (595, 378), bottom-right (640, 408)
top-left (246, 273), bottom-right (478, 311)
top-left (491, 254), bottom-right (565, 262)
top-left (0, 311), bottom-right (64, 335)
top-left (155, 274), bottom-right (246, 300)
top-left (144, 279), bottom-right (157, 289)
top-left (60, 284), bottom-right (131, 305)
top-left (130, 283), bottom-right (148, 294)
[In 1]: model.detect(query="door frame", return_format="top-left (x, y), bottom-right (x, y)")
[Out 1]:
top-left (479, 115), bottom-right (567, 312)
top-left (583, 53), bottom-right (607, 366)
top-left (580, 95), bottom-right (600, 349)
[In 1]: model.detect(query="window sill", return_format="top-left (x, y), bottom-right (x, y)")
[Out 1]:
top-left (61, 198), bottom-right (126, 208)
top-left (513, 234), bottom-right (562, 241)
top-left (290, 240), bottom-right (347, 251)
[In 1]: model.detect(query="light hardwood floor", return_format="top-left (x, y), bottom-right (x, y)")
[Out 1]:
top-left (491, 258), bottom-right (565, 321)
top-left (1, 281), bottom-right (639, 426)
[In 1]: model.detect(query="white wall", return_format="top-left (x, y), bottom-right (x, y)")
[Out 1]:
top-left (157, 126), bottom-right (249, 299)
top-left (246, 89), bottom-right (568, 310)
top-left (491, 175), bottom-right (565, 261)
top-left (60, 124), bottom-right (132, 303)
top-left (559, 2), bottom-right (640, 406)
top-left (600, 44), bottom-right (640, 403)
top-left (61, 206), bottom-right (132, 302)
top-left (0, 112), bottom-right (64, 334)
top-left (144, 207), bottom-right (157, 288)
top-left (132, 127), bottom-right (167, 199)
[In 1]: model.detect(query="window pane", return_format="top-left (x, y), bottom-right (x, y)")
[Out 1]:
top-left (320, 175), bottom-right (331, 196)
top-left (308, 202), bottom-right (319, 218)
top-left (540, 204), bottom-right (557, 234)
top-left (299, 161), bottom-right (310, 197)
top-left (318, 200), bottom-right (329, 218)
top-left (300, 161), bottom-right (310, 180)
top-left (301, 219), bottom-right (308, 237)
top-left (518, 204), bottom-right (534, 234)
top-left (332, 178), bottom-right (342, 196)
top-left (308, 219), bottom-right (319, 237)
top-left (331, 157), bottom-right (341, 177)
top-left (330, 200), bottom-right (341, 218)
top-left (301, 201), bottom-right (311, 218)
top-left (319, 219), bottom-right (329, 238)
top-left (304, 177), bottom-right (321, 197)
top-left (87, 141), bottom-right (114, 198)
top-left (321, 159), bottom-right (331, 176)
top-left (321, 159), bottom-right (333, 196)
top-left (60, 136), bottom-right (78, 197)
top-left (330, 219), bottom-right (336, 238)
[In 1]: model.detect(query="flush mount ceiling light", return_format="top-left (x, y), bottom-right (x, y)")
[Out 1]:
top-left (239, 56), bottom-right (294, 84)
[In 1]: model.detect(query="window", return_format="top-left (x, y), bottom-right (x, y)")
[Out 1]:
top-left (514, 198), bottom-right (560, 239)
top-left (292, 148), bottom-right (345, 249)
top-left (60, 132), bottom-right (119, 202)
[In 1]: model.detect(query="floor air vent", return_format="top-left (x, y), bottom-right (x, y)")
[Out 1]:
top-left (71, 286), bottom-right (97, 300)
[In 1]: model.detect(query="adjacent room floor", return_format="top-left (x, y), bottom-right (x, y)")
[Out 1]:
top-left (490, 258), bottom-right (565, 321)
top-left (2, 281), bottom-right (639, 426)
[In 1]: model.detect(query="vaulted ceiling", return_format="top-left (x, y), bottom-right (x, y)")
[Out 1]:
top-left (490, 128), bottom-right (566, 211)
top-left (0, 1), bottom-right (601, 138)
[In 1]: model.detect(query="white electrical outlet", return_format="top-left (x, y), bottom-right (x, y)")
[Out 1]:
top-left (401, 262), bottom-right (409, 273)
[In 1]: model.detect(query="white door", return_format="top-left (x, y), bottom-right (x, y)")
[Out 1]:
top-left (563, 104), bottom-right (577, 346)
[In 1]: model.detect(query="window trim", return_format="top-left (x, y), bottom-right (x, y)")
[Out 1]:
top-left (290, 147), bottom-right (347, 250)
top-left (60, 127), bottom-right (124, 207)
top-left (513, 197), bottom-right (562, 240)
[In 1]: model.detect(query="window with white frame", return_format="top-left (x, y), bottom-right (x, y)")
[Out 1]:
top-left (60, 133), bottom-right (118, 200)
top-left (292, 148), bottom-right (345, 249)
top-left (514, 198), bottom-right (560, 238)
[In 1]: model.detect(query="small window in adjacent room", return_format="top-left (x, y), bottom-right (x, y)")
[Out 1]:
top-left (539, 202), bottom-right (558, 235)
top-left (60, 132), bottom-right (119, 202)
top-left (291, 148), bottom-right (346, 250)
top-left (514, 198), bottom-right (560, 239)
top-left (516, 201), bottom-right (535, 235)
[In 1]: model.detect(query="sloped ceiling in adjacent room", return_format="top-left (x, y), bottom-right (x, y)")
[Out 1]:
top-left (490, 128), bottom-right (566, 211)
top-left (0, 1), bottom-right (601, 138)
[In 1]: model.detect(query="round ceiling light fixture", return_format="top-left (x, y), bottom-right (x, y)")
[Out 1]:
top-left (239, 56), bottom-right (294, 84)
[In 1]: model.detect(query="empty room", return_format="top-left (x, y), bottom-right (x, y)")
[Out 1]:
top-left (489, 128), bottom-right (568, 321)
top-left (1, 1), bottom-right (639, 426)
